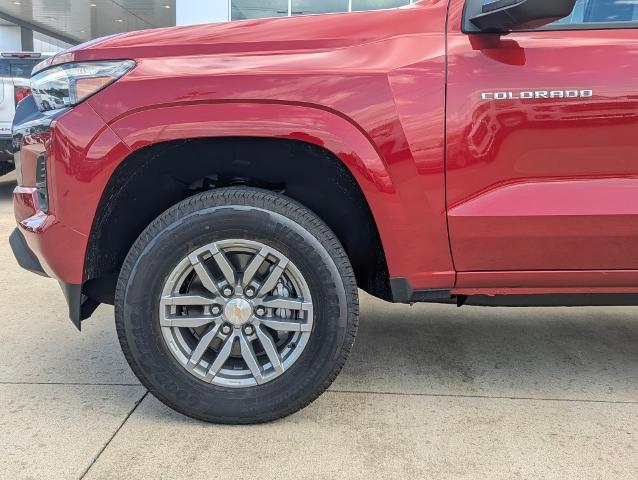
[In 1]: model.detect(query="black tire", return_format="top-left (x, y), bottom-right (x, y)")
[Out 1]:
top-left (115, 187), bottom-right (359, 424)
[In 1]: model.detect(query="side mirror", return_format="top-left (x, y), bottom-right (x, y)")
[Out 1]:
top-left (465, 0), bottom-right (577, 33)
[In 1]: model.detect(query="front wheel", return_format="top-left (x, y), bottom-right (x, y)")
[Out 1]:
top-left (115, 187), bottom-right (359, 423)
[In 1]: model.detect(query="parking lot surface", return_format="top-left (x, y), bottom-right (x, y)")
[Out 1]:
top-left (1, 173), bottom-right (637, 480)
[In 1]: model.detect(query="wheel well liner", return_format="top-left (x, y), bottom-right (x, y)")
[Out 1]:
top-left (84, 137), bottom-right (391, 304)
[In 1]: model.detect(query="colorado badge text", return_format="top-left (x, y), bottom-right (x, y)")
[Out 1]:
top-left (481, 90), bottom-right (594, 101)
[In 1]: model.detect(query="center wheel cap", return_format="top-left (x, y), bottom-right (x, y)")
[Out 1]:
top-left (224, 298), bottom-right (253, 326)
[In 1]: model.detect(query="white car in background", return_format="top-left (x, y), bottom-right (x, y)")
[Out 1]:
top-left (0, 52), bottom-right (52, 176)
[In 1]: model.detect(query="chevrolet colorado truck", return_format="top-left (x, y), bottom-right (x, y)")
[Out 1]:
top-left (10, 0), bottom-right (638, 423)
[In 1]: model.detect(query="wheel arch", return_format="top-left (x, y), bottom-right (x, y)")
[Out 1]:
top-left (82, 102), bottom-right (405, 305)
top-left (84, 135), bottom-right (393, 305)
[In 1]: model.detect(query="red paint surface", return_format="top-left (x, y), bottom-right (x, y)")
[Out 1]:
top-left (446, 0), bottom-right (638, 275)
top-left (13, 0), bottom-right (638, 295)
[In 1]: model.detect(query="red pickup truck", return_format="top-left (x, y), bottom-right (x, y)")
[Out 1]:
top-left (10, 0), bottom-right (638, 423)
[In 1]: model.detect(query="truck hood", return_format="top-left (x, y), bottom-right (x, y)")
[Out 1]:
top-left (57, 4), bottom-right (425, 62)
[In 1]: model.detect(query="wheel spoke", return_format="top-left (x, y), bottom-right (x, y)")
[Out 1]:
top-left (259, 297), bottom-right (312, 312)
top-left (259, 318), bottom-right (312, 332)
top-left (204, 333), bottom-right (236, 382)
top-left (255, 326), bottom-right (283, 374)
top-left (239, 333), bottom-right (265, 384)
top-left (160, 315), bottom-right (217, 329)
top-left (241, 246), bottom-right (270, 288)
top-left (257, 259), bottom-right (289, 297)
top-left (161, 294), bottom-right (218, 306)
top-left (189, 257), bottom-right (222, 296)
top-left (160, 295), bottom-right (219, 327)
top-left (187, 323), bottom-right (221, 369)
top-left (208, 244), bottom-right (237, 288)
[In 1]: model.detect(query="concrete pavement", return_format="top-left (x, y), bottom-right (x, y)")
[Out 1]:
top-left (1, 172), bottom-right (638, 479)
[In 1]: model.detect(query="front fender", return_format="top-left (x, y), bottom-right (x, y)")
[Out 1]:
top-left (99, 101), bottom-right (454, 290)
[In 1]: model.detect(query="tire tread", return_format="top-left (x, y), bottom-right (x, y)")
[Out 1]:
top-left (115, 187), bottom-right (358, 424)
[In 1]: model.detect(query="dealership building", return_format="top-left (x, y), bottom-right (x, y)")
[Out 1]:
top-left (0, 0), bottom-right (417, 53)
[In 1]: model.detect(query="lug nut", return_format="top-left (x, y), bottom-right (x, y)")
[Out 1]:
top-left (211, 305), bottom-right (222, 316)
top-left (222, 287), bottom-right (233, 297)
top-left (245, 287), bottom-right (255, 298)
top-left (255, 307), bottom-right (266, 317)
top-left (244, 325), bottom-right (254, 336)
top-left (221, 325), bottom-right (232, 335)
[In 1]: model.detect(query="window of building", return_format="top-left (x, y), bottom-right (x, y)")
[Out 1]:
top-left (352, 0), bottom-right (410, 12)
top-left (231, 0), bottom-right (416, 20)
top-left (552, 0), bottom-right (638, 25)
top-left (290, 0), bottom-right (350, 15)
top-left (33, 32), bottom-right (73, 54)
top-left (231, 0), bottom-right (289, 20)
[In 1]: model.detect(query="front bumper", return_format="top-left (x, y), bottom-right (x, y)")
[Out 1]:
top-left (9, 227), bottom-right (98, 329)
top-left (11, 95), bottom-right (109, 330)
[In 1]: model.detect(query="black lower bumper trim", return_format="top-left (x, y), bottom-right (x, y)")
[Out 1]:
top-left (390, 277), bottom-right (452, 304)
top-left (10, 228), bottom-right (99, 330)
top-left (9, 228), bottom-right (47, 277)
top-left (390, 276), bottom-right (638, 308)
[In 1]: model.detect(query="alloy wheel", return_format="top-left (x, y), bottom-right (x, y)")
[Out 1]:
top-left (160, 239), bottom-right (314, 387)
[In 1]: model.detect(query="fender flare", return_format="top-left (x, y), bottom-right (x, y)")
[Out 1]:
top-left (107, 100), bottom-right (404, 270)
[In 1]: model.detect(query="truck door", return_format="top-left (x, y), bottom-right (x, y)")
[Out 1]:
top-left (446, 0), bottom-right (638, 281)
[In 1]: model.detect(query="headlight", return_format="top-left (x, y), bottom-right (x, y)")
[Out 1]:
top-left (30, 60), bottom-right (135, 112)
